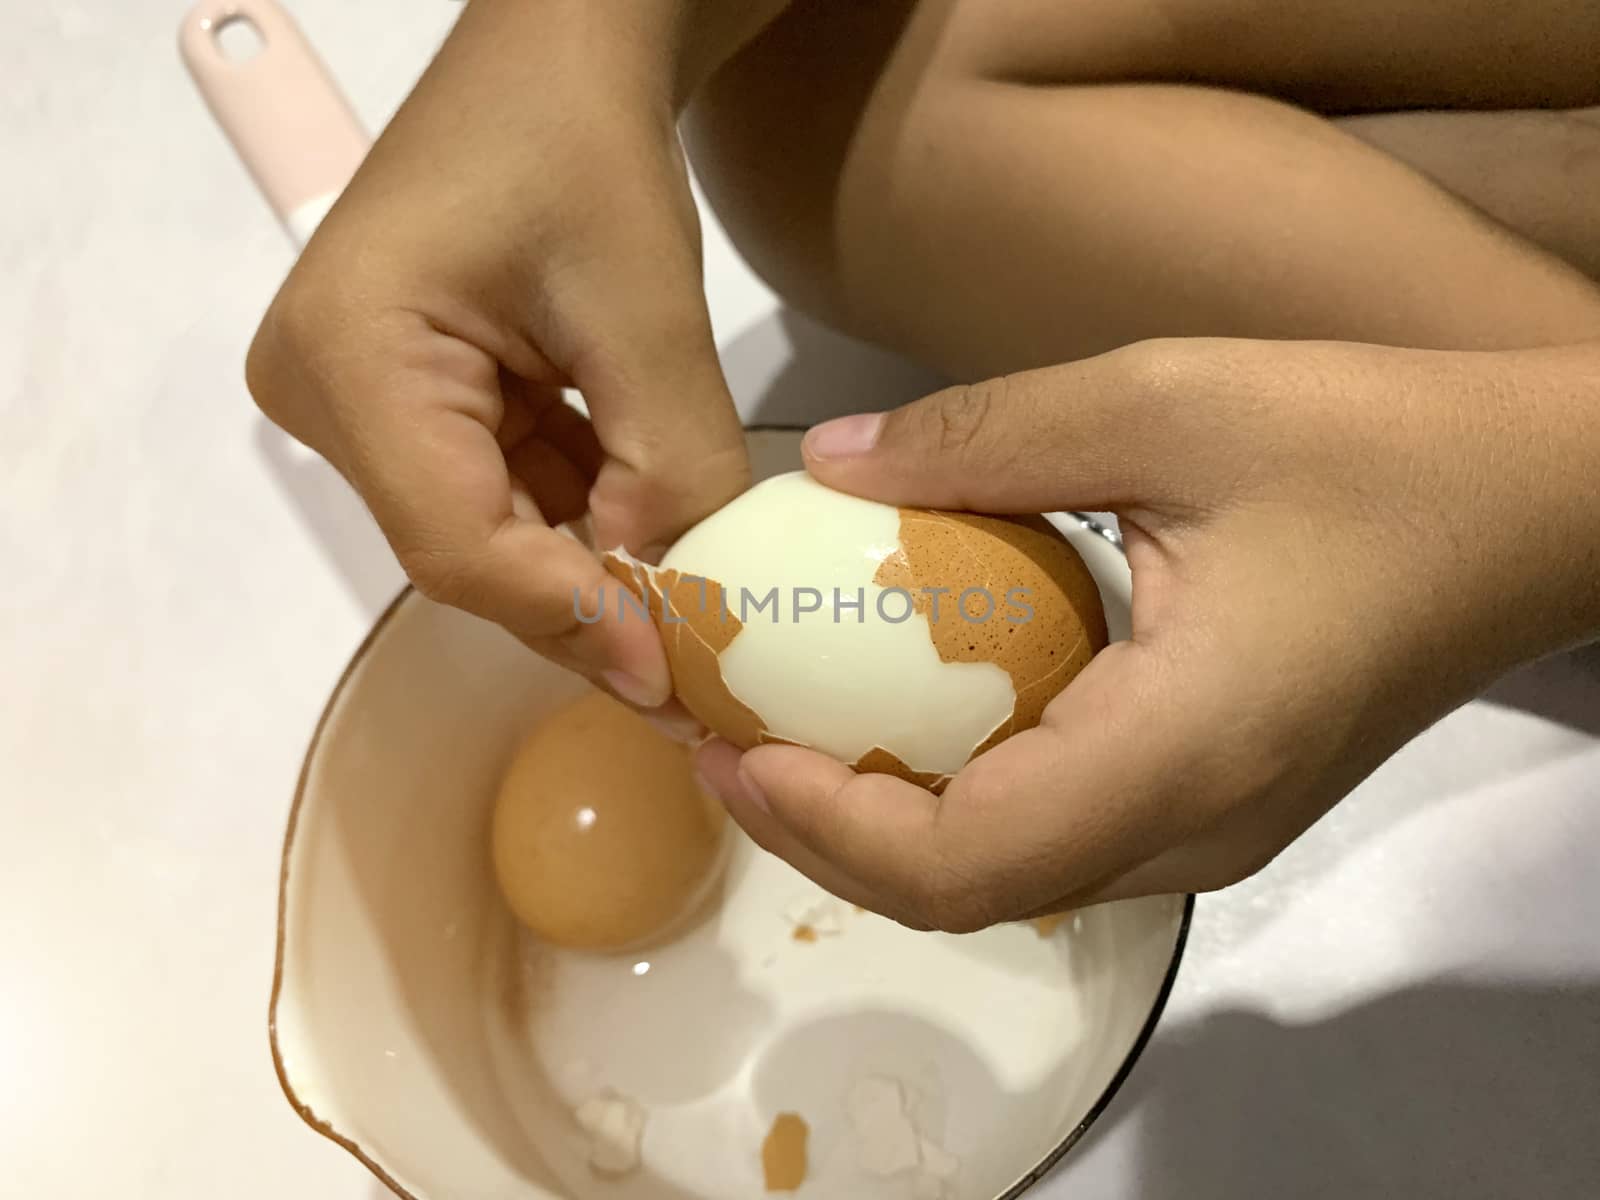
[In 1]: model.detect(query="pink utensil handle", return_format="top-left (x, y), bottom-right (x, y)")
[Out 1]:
top-left (180, 1), bottom-right (370, 245)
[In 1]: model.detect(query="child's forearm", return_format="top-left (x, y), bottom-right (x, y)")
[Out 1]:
top-left (462, 0), bottom-right (793, 111)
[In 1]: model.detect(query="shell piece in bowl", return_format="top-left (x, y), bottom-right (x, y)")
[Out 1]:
top-left (269, 428), bottom-right (1190, 1200)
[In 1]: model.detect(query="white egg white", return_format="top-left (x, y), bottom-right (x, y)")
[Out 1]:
top-left (660, 472), bottom-right (1016, 775)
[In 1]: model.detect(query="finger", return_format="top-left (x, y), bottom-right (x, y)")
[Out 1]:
top-left (733, 745), bottom-right (961, 925)
top-left (585, 380), bottom-right (750, 556)
top-left (565, 244), bottom-right (751, 554)
top-left (328, 331), bottom-right (674, 706)
top-left (499, 378), bottom-right (603, 525)
top-left (493, 374), bottom-right (548, 452)
top-left (505, 437), bottom-right (592, 527)
top-left (636, 698), bottom-right (707, 745)
top-left (501, 375), bottom-right (606, 483)
top-left (1015, 865), bottom-right (1151, 919)
top-left (539, 398), bottom-right (605, 482)
top-left (738, 642), bottom-right (1214, 932)
top-left (694, 739), bottom-right (922, 927)
top-left (1064, 857), bottom-right (1196, 906)
top-left (1015, 864), bottom-right (1171, 918)
top-left (1022, 849), bottom-right (1213, 914)
top-left (800, 338), bottom-right (1253, 516)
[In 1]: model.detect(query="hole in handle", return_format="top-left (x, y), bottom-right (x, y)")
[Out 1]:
top-left (213, 14), bottom-right (266, 62)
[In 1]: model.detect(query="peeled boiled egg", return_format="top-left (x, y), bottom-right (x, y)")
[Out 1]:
top-left (491, 691), bottom-right (728, 952)
top-left (603, 472), bottom-right (1107, 793)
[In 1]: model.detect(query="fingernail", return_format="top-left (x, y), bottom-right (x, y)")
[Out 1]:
top-left (736, 765), bottom-right (770, 816)
top-left (806, 413), bottom-right (884, 460)
top-left (602, 669), bottom-right (666, 709)
top-left (642, 709), bottom-right (703, 745)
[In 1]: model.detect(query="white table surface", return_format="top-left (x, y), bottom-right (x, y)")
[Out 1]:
top-left (4, 4), bottom-right (1597, 1198)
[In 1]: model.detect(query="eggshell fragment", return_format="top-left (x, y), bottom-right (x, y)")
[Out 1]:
top-left (847, 1075), bottom-right (963, 1196)
top-left (603, 552), bottom-right (766, 747)
top-left (874, 510), bottom-right (1107, 759)
top-left (1032, 913), bottom-right (1069, 938)
top-left (848, 1076), bottom-right (923, 1176)
top-left (575, 1089), bottom-right (648, 1176)
top-left (852, 746), bottom-right (952, 795)
top-left (783, 893), bottom-right (844, 940)
top-left (762, 1112), bottom-right (810, 1191)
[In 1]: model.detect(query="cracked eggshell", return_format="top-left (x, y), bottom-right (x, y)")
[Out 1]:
top-left (602, 472), bottom-right (1107, 792)
top-left (574, 1090), bottom-right (647, 1177)
top-left (602, 551), bottom-right (769, 748)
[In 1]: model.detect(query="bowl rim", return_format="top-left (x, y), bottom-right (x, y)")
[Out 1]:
top-left (268, 582), bottom-right (419, 1200)
top-left (267, 425), bottom-right (1195, 1200)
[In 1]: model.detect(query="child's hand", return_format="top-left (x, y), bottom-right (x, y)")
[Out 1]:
top-left (697, 337), bottom-right (1600, 927)
top-left (247, 0), bottom-right (764, 708)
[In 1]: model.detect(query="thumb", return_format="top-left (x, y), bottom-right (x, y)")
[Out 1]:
top-left (800, 339), bottom-right (1234, 515)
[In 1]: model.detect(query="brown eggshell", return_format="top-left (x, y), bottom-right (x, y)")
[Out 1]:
top-left (852, 746), bottom-right (953, 795)
top-left (761, 1112), bottom-right (810, 1191)
top-left (603, 549), bottom-right (768, 749)
top-left (873, 510), bottom-right (1107, 764)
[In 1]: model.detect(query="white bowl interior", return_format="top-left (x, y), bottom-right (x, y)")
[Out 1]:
top-left (271, 430), bottom-right (1187, 1200)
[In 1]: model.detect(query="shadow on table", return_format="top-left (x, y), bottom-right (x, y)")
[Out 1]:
top-left (1481, 643), bottom-right (1600, 738)
top-left (720, 306), bottom-right (948, 428)
top-left (253, 418), bottom-right (402, 620)
top-left (1066, 979), bottom-right (1600, 1200)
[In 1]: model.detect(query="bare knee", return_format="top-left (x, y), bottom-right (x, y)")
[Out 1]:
top-left (1338, 107), bottom-right (1600, 282)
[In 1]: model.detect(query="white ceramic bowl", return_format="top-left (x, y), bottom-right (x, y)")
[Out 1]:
top-left (269, 428), bottom-right (1191, 1200)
